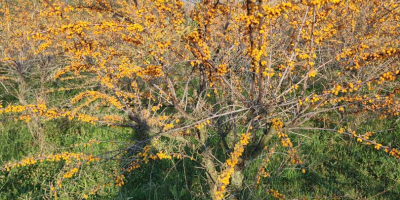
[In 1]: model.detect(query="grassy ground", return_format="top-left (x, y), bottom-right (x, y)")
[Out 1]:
top-left (1, 118), bottom-right (399, 199)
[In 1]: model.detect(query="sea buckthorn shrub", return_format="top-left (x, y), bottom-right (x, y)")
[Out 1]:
top-left (1, 0), bottom-right (400, 199)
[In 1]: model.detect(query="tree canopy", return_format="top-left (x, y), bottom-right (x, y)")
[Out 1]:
top-left (1, 0), bottom-right (400, 199)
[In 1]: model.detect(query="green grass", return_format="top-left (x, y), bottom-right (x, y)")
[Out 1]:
top-left (242, 128), bottom-right (400, 200)
top-left (0, 120), bottom-right (125, 199)
top-left (1, 117), bottom-right (399, 199)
